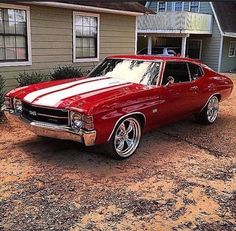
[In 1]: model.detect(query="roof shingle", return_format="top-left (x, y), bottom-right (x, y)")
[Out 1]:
top-left (212, 2), bottom-right (236, 34)
top-left (63, 1), bottom-right (154, 14)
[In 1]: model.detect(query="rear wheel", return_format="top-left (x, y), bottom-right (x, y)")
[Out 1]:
top-left (195, 95), bottom-right (219, 125)
top-left (107, 116), bottom-right (142, 159)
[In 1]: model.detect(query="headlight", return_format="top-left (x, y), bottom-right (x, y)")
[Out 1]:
top-left (3, 97), bottom-right (12, 109)
top-left (71, 112), bottom-right (83, 130)
top-left (70, 112), bottom-right (94, 131)
top-left (14, 99), bottom-right (22, 113)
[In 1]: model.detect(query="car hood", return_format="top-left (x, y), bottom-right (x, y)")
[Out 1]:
top-left (18, 77), bottom-right (148, 114)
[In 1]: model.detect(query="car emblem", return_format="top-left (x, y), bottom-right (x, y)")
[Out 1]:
top-left (29, 110), bottom-right (37, 116)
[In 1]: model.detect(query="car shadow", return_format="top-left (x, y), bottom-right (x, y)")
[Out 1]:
top-left (17, 115), bottom-right (234, 172)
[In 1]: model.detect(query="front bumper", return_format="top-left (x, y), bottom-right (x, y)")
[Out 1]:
top-left (4, 110), bottom-right (96, 146)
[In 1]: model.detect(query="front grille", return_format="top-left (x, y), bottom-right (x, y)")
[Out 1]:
top-left (22, 102), bottom-right (69, 126)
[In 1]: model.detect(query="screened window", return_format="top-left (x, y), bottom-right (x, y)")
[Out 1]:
top-left (187, 40), bottom-right (202, 59)
top-left (190, 2), bottom-right (200, 12)
top-left (175, 2), bottom-right (183, 11)
top-left (162, 62), bottom-right (190, 85)
top-left (0, 8), bottom-right (28, 62)
top-left (229, 41), bottom-right (236, 57)
top-left (74, 13), bottom-right (98, 60)
top-left (158, 2), bottom-right (166, 12)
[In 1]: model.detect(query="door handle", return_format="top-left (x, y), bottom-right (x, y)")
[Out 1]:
top-left (190, 86), bottom-right (198, 91)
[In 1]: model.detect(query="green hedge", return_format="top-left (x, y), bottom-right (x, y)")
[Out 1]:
top-left (17, 72), bottom-right (50, 87)
top-left (50, 65), bottom-right (83, 80)
top-left (0, 75), bottom-right (5, 115)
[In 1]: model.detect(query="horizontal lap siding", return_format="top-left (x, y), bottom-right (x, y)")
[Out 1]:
top-left (200, 19), bottom-right (221, 71)
top-left (100, 14), bottom-right (135, 59)
top-left (1, 5), bottom-right (136, 89)
top-left (221, 37), bottom-right (236, 72)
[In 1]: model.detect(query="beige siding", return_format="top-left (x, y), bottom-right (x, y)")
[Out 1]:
top-left (0, 5), bottom-right (136, 89)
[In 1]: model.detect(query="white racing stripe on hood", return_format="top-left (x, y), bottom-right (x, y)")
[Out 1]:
top-left (32, 78), bottom-right (129, 107)
top-left (24, 77), bottom-right (107, 103)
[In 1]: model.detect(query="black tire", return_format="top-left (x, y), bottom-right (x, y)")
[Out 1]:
top-left (195, 95), bottom-right (219, 125)
top-left (106, 116), bottom-right (142, 159)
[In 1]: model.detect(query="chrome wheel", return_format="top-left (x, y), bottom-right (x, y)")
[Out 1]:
top-left (207, 96), bottom-right (219, 123)
top-left (114, 117), bottom-right (141, 158)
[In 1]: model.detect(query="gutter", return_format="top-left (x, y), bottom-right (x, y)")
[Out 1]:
top-left (26, 1), bottom-right (146, 16)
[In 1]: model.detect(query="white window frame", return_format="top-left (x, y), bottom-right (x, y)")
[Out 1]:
top-left (229, 41), bottom-right (236, 57)
top-left (187, 39), bottom-right (202, 59)
top-left (189, 2), bottom-right (200, 13)
top-left (157, 2), bottom-right (167, 12)
top-left (0, 3), bottom-right (32, 67)
top-left (174, 2), bottom-right (184, 12)
top-left (73, 11), bottom-right (100, 63)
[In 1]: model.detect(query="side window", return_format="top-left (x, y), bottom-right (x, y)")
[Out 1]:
top-left (162, 62), bottom-right (190, 85)
top-left (188, 63), bottom-right (203, 80)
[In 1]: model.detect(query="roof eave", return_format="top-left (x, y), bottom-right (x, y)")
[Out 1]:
top-left (26, 1), bottom-right (148, 16)
top-left (223, 32), bottom-right (236, 38)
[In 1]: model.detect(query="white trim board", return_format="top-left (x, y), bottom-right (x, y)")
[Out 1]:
top-left (73, 11), bottom-right (100, 63)
top-left (210, 2), bottom-right (223, 36)
top-left (0, 3), bottom-right (32, 67)
top-left (135, 16), bottom-right (138, 55)
top-left (27, 2), bottom-right (145, 16)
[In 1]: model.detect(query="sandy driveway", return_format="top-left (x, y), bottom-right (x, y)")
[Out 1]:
top-left (0, 77), bottom-right (235, 231)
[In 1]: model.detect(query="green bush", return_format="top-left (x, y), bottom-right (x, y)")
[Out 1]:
top-left (50, 65), bottom-right (83, 80)
top-left (0, 75), bottom-right (5, 114)
top-left (17, 72), bottom-right (50, 87)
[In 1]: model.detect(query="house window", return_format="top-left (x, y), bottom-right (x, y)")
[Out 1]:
top-left (187, 40), bottom-right (202, 59)
top-left (158, 2), bottom-right (166, 12)
top-left (229, 41), bottom-right (236, 57)
top-left (0, 5), bottom-right (31, 66)
top-left (73, 12), bottom-right (99, 62)
top-left (174, 2), bottom-right (183, 11)
top-left (190, 2), bottom-right (200, 12)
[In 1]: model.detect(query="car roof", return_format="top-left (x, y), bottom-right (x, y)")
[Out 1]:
top-left (107, 55), bottom-right (203, 65)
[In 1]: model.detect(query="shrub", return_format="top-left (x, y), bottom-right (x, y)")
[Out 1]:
top-left (50, 65), bottom-right (83, 80)
top-left (0, 75), bottom-right (5, 115)
top-left (17, 72), bottom-right (50, 87)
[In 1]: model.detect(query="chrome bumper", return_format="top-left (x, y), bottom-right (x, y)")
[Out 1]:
top-left (4, 110), bottom-right (96, 146)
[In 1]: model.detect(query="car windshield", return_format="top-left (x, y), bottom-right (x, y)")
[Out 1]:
top-left (89, 59), bottom-right (161, 86)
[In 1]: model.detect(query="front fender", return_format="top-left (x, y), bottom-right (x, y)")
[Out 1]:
top-left (93, 109), bottom-right (147, 145)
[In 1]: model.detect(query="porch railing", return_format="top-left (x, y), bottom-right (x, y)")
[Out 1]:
top-left (138, 12), bottom-right (213, 34)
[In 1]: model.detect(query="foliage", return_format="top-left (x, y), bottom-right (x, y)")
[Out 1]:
top-left (17, 72), bottom-right (50, 87)
top-left (0, 75), bottom-right (5, 116)
top-left (50, 65), bottom-right (83, 80)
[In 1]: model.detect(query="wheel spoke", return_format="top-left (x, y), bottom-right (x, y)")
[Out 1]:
top-left (117, 140), bottom-right (125, 151)
top-left (120, 122), bottom-right (126, 132)
top-left (126, 138), bottom-right (134, 147)
top-left (126, 122), bottom-right (133, 134)
top-left (115, 134), bottom-right (122, 142)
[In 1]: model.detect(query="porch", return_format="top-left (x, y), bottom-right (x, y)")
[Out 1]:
top-left (137, 11), bottom-right (213, 57)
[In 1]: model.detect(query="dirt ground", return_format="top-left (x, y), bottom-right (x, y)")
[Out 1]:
top-left (0, 76), bottom-right (236, 231)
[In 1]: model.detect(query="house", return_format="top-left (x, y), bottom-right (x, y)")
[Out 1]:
top-left (138, 1), bottom-right (236, 73)
top-left (0, 2), bottom-right (152, 89)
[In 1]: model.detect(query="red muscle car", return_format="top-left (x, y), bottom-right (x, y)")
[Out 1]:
top-left (3, 55), bottom-right (233, 159)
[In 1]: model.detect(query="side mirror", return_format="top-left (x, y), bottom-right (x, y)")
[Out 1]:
top-left (165, 76), bottom-right (174, 86)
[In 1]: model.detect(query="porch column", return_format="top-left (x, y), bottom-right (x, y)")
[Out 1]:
top-left (147, 36), bottom-right (152, 55)
top-left (181, 36), bottom-right (187, 57)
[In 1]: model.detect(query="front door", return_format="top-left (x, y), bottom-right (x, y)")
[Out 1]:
top-left (155, 61), bottom-right (200, 124)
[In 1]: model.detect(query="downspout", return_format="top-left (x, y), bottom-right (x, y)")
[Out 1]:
top-left (218, 35), bottom-right (223, 72)
top-left (135, 16), bottom-right (138, 55)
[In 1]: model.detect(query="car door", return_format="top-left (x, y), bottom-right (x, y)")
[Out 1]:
top-left (155, 61), bottom-right (200, 124)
